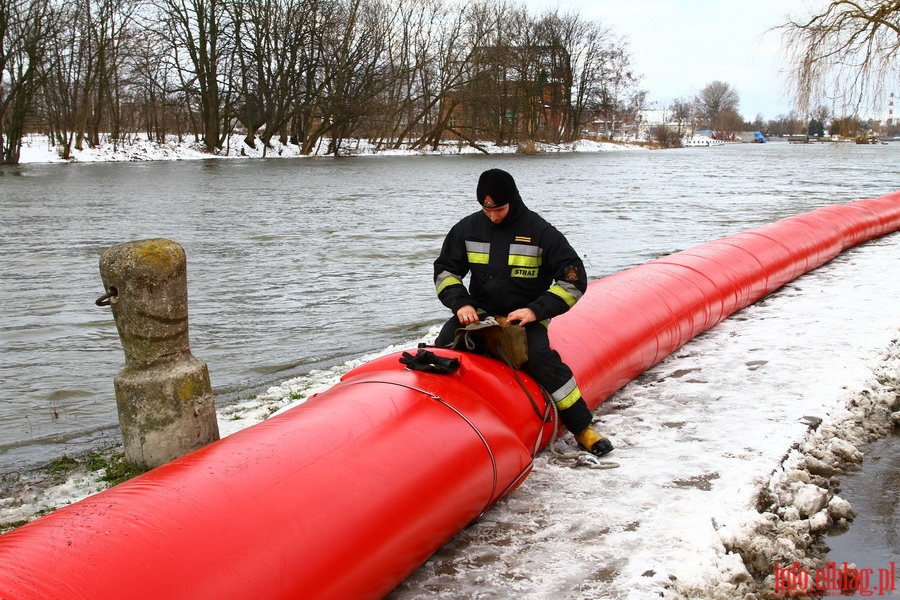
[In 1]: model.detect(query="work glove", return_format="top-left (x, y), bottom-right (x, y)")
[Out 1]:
top-left (399, 349), bottom-right (460, 374)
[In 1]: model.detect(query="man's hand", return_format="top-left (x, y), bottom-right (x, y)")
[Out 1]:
top-left (457, 305), bottom-right (479, 325)
top-left (506, 307), bottom-right (537, 326)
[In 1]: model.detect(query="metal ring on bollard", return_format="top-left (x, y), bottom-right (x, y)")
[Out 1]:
top-left (95, 287), bottom-right (118, 306)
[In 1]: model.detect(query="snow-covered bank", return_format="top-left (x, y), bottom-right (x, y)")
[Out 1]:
top-left (2, 229), bottom-right (898, 598)
top-left (13, 133), bottom-right (642, 164)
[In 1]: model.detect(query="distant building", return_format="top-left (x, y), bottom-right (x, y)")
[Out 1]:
top-left (442, 44), bottom-right (573, 144)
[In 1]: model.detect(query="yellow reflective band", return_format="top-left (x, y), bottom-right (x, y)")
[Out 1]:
top-left (436, 272), bottom-right (463, 295)
top-left (548, 283), bottom-right (579, 307)
top-left (553, 379), bottom-right (581, 410)
top-left (508, 254), bottom-right (541, 268)
top-left (465, 241), bottom-right (490, 265)
top-left (509, 243), bottom-right (542, 270)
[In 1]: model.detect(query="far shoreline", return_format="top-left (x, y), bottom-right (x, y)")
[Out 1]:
top-left (11, 134), bottom-right (655, 165)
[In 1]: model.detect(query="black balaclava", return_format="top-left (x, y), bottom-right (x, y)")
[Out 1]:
top-left (476, 168), bottom-right (525, 225)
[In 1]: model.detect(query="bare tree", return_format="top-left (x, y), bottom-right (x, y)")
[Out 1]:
top-left (42, 0), bottom-right (137, 157)
top-left (594, 45), bottom-right (639, 140)
top-left (411, 0), bottom-right (492, 151)
top-left (150, 0), bottom-right (234, 152)
top-left (319, 0), bottom-right (394, 155)
top-left (779, 0), bottom-right (899, 115)
top-left (670, 97), bottom-right (695, 135)
top-left (528, 9), bottom-right (595, 143)
top-left (463, 0), bottom-right (521, 146)
top-left (41, 0), bottom-right (96, 159)
top-left (83, 0), bottom-right (139, 146)
top-left (567, 19), bottom-right (619, 142)
top-left (457, 1), bottom-right (636, 146)
top-left (751, 113), bottom-right (765, 132)
top-left (129, 30), bottom-right (175, 141)
top-left (374, 0), bottom-right (486, 151)
top-left (228, 0), bottom-right (314, 151)
top-left (289, 0), bottom-right (335, 154)
top-left (503, 7), bottom-right (548, 142)
top-left (695, 80), bottom-right (740, 130)
top-left (0, 0), bottom-right (59, 164)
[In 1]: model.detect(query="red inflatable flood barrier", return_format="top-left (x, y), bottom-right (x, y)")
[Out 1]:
top-left (0, 191), bottom-right (898, 600)
top-left (557, 191), bottom-right (900, 405)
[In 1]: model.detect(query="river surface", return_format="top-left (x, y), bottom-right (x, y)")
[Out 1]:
top-left (1, 142), bottom-right (898, 472)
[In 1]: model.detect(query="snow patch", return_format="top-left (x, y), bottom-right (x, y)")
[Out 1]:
top-left (702, 343), bottom-right (899, 598)
top-left (15, 133), bottom-right (641, 164)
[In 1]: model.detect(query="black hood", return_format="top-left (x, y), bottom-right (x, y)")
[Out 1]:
top-left (476, 168), bottom-right (527, 227)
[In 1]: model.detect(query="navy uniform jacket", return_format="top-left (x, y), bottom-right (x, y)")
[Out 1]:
top-left (434, 193), bottom-right (587, 322)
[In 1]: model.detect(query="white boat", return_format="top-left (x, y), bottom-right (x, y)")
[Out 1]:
top-left (683, 135), bottom-right (725, 147)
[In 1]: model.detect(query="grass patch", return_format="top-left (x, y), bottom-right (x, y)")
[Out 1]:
top-left (0, 519), bottom-right (31, 535)
top-left (44, 455), bottom-right (80, 474)
top-left (85, 453), bottom-right (148, 486)
top-left (42, 450), bottom-right (148, 487)
top-left (1, 450), bottom-right (148, 535)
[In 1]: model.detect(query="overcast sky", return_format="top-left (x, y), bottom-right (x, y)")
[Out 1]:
top-left (520, 0), bottom-right (812, 120)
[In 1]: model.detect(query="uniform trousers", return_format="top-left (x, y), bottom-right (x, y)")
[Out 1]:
top-left (435, 315), bottom-right (594, 433)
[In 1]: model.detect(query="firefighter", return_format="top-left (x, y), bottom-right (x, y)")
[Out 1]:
top-left (433, 168), bottom-right (613, 457)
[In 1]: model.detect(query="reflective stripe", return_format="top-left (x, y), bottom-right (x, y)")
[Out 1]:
top-left (548, 280), bottom-right (582, 307)
top-left (465, 240), bottom-right (490, 265)
top-left (465, 241), bottom-right (491, 254)
top-left (435, 270), bottom-right (463, 295)
top-left (550, 376), bottom-right (581, 410)
top-left (508, 243), bottom-right (542, 268)
top-left (509, 243), bottom-right (541, 257)
top-left (509, 254), bottom-right (541, 268)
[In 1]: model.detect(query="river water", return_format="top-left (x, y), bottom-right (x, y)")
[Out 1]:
top-left (0, 142), bottom-right (897, 472)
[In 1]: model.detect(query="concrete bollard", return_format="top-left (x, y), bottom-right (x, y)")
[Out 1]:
top-left (97, 238), bottom-right (219, 468)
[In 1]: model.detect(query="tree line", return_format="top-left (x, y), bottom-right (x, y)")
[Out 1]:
top-left (0, 0), bottom-right (643, 164)
top-left (657, 1), bottom-right (898, 145)
top-left (658, 78), bottom-right (897, 147)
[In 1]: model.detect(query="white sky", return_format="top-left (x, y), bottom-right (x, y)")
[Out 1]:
top-left (521, 0), bottom-right (815, 120)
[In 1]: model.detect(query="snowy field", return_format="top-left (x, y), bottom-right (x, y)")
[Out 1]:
top-left (2, 227), bottom-right (897, 598)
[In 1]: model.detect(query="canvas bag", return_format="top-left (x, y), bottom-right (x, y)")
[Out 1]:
top-left (452, 316), bottom-right (529, 368)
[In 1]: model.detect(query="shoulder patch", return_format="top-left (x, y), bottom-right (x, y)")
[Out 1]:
top-left (564, 265), bottom-right (580, 282)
